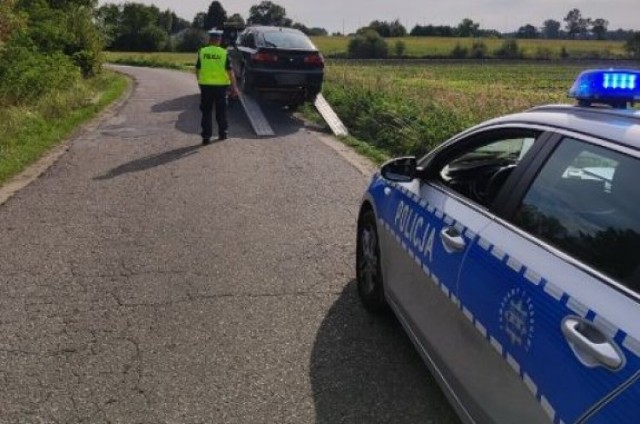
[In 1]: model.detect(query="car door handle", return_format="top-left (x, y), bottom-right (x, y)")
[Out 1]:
top-left (561, 317), bottom-right (624, 370)
top-left (440, 227), bottom-right (466, 253)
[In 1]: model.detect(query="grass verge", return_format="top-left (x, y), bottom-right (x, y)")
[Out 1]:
top-left (0, 70), bottom-right (128, 186)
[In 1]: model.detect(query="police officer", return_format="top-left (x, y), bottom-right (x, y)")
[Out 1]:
top-left (196, 31), bottom-right (238, 145)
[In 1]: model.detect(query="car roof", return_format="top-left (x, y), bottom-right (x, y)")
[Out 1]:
top-left (247, 26), bottom-right (305, 35)
top-left (482, 104), bottom-right (640, 150)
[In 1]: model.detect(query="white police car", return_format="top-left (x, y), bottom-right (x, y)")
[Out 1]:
top-left (356, 69), bottom-right (640, 424)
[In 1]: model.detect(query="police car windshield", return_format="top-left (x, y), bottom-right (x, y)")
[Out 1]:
top-left (261, 31), bottom-right (315, 50)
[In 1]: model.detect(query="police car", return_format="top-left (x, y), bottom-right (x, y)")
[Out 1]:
top-left (356, 69), bottom-right (640, 424)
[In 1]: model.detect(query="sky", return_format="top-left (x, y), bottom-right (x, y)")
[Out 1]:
top-left (98, 0), bottom-right (640, 34)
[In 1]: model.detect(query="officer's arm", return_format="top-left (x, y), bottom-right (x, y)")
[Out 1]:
top-left (228, 70), bottom-right (238, 96)
top-left (226, 57), bottom-right (239, 96)
top-left (195, 53), bottom-right (201, 80)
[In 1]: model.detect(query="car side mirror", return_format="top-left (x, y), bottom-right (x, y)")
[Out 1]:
top-left (381, 157), bottom-right (418, 183)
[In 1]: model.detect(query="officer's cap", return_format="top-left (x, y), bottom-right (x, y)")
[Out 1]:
top-left (208, 30), bottom-right (223, 40)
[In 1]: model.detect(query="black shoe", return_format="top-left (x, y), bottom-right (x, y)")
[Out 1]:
top-left (202, 138), bottom-right (211, 145)
top-left (217, 133), bottom-right (228, 141)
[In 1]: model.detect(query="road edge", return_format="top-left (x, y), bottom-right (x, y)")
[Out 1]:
top-left (314, 133), bottom-right (378, 177)
top-left (0, 72), bottom-right (135, 207)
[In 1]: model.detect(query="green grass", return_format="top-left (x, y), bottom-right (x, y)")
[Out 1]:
top-left (0, 70), bottom-right (128, 185)
top-left (321, 61), bottom-right (638, 158)
top-left (105, 52), bottom-right (196, 70)
top-left (312, 36), bottom-right (628, 59)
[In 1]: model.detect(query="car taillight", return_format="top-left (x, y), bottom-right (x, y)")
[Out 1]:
top-left (304, 53), bottom-right (325, 68)
top-left (252, 52), bottom-right (278, 63)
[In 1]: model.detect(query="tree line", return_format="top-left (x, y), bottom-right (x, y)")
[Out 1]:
top-left (96, 1), bottom-right (328, 52)
top-left (376, 9), bottom-right (633, 41)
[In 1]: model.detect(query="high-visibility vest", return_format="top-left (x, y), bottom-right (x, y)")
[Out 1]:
top-left (198, 46), bottom-right (231, 86)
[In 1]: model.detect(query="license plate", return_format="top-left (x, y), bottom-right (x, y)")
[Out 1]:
top-left (276, 73), bottom-right (305, 85)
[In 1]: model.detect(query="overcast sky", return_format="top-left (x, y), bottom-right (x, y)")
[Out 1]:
top-left (98, 0), bottom-right (640, 34)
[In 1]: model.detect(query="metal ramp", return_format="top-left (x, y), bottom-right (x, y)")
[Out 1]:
top-left (237, 90), bottom-right (347, 138)
top-left (237, 92), bottom-right (275, 136)
top-left (314, 94), bottom-right (348, 137)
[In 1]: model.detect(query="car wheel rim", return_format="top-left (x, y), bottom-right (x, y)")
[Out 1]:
top-left (359, 224), bottom-right (379, 295)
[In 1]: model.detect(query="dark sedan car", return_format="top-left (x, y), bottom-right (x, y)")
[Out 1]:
top-left (227, 26), bottom-right (324, 108)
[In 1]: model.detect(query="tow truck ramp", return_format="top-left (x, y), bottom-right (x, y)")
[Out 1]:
top-left (237, 91), bottom-right (348, 138)
top-left (237, 92), bottom-right (275, 136)
top-left (314, 94), bottom-right (349, 137)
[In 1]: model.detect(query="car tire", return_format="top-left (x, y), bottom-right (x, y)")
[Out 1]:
top-left (356, 209), bottom-right (388, 313)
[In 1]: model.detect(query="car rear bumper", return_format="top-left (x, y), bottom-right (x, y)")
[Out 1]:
top-left (246, 68), bottom-right (323, 101)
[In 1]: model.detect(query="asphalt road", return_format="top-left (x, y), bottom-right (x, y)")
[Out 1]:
top-left (0, 66), bottom-right (459, 424)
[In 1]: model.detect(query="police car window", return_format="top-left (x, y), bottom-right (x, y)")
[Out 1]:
top-left (439, 133), bottom-right (537, 207)
top-left (512, 137), bottom-right (640, 292)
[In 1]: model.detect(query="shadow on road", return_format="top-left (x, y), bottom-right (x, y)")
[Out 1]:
top-left (94, 145), bottom-right (201, 180)
top-left (151, 94), bottom-right (309, 139)
top-left (310, 280), bottom-right (460, 424)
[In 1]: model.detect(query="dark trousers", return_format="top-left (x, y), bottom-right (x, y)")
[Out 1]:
top-left (199, 85), bottom-right (228, 139)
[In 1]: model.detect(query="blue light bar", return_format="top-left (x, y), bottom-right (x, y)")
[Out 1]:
top-left (569, 69), bottom-right (640, 108)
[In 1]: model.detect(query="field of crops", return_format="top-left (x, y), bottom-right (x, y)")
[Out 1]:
top-left (321, 61), bottom-right (639, 157)
top-left (312, 36), bottom-right (627, 59)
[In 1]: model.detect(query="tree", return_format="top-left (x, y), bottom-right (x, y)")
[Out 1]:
top-left (192, 12), bottom-right (206, 30)
top-left (204, 1), bottom-right (226, 30)
top-left (137, 24), bottom-right (167, 51)
top-left (410, 24), bottom-right (455, 37)
top-left (227, 13), bottom-right (245, 26)
top-left (248, 1), bottom-right (291, 27)
top-left (457, 18), bottom-right (479, 37)
top-left (516, 24), bottom-right (538, 39)
top-left (157, 10), bottom-right (173, 33)
top-left (96, 4), bottom-right (122, 45)
top-left (564, 8), bottom-right (589, 39)
top-left (360, 20), bottom-right (406, 38)
top-left (175, 28), bottom-right (207, 52)
top-left (591, 18), bottom-right (608, 40)
top-left (46, 0), bottom-right (97, 8)
top-left (625, 32), bottom-right (640, 59)
top-left (170, 12), bottom-right (190, 34)
top-left (541, 19), bottom-right (561, 39)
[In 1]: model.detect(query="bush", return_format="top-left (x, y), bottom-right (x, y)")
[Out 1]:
top-left (393, 40), bottom-right (406, 57)
top-left (469, 40), bottom-right (487, 59)
top-left (347, 30), bottom-right (388, 59)
top-left (451, 43), bottom-right (468, 58)
top-left (534, 47), bottom-right (552, 60)
top-left (494, 38), bottom-right (522, 59)
top-left (0, 43), bottom-right (80, 104)
top-left (560, 46), bottom-right (570, 59)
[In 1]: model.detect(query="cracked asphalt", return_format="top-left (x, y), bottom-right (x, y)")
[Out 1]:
top-left (0, 66), bottom-right (459, 423)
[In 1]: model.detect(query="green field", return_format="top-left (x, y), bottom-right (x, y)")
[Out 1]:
top-left (322, 60), bottom-right (640, 158)
top-left (105, 51), bottom-right (197, 69)
top-left (311, 36), bottom-right (627, 59)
